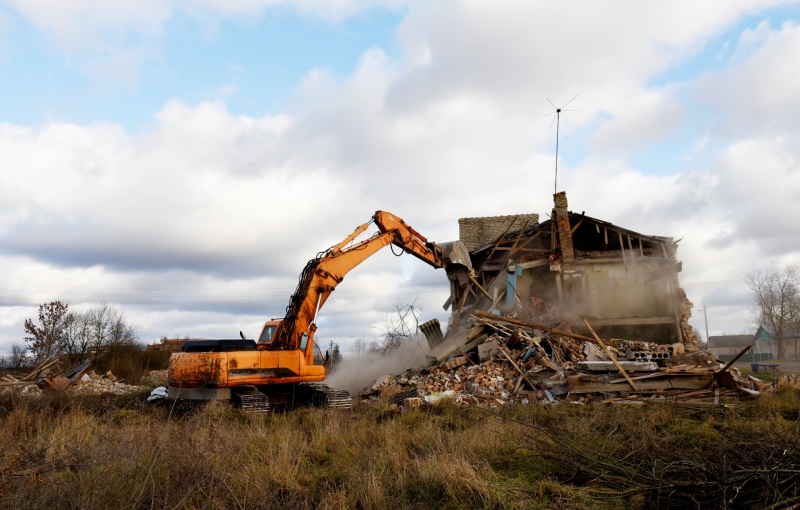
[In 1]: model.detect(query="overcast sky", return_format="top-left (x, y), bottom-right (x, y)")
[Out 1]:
top-left (1, 1), bottom-right (800, 351)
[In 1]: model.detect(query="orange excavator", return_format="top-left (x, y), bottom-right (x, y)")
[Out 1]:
top-left (167, 211), bottom-right (468, 410)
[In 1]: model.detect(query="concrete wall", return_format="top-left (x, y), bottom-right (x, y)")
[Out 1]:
top-left (458, 214), bottom-right (539, 251)
top-left (519, 259), bottom-right (679, 343)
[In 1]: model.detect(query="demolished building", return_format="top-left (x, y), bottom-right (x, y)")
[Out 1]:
top-left (356, 192), bottom-right (775, 408)
top-left (440, 192), bottom-right (697, 351)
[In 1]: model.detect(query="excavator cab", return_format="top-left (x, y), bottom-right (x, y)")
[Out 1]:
top-left (257, 320), bottom-right (281, 345)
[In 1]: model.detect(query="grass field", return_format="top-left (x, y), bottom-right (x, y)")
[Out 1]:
top-left (1, 389), bottom-right (800, 509)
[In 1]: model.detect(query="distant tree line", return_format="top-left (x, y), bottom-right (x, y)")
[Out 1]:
top-left (745, 264), bottom-right (800, 359)
top-left (21, 300), bottom-right (140, 364)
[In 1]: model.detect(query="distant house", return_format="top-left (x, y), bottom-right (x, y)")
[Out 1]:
top-left (447, 191), bottom-right (695, 348)
top-left (148, 339), bottom-right (188, 353)
top-left (708, 326), bottom-right (776, 362)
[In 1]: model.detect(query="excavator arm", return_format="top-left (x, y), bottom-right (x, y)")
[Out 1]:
top-left (266, 211), bottom-right (445, 356)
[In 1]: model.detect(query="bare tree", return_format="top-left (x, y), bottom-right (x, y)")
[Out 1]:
top-left (369, 299), bottom-right (423, 355)
top-left (24, 300), bottom-right (71, 362)
top-left (744, 265), bottom-right (800, 359)
top-left (351, 337), bottom-right (369, 357)
top-left (58, 304), bottom-right (141, 362)
top-left (5, 343), bottom-right (28, 370)
top-left (60, 311), bottom-right (91, 363)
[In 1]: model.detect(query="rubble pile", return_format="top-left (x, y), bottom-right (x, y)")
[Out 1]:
top-left (71, 371), bottom-right (144, 395)
top-left (0, 358), bottom-right (143, 397)
top-left (360, 300), bottom-right (794, 408)
top-left (142, 369), bottom-right (168, 383)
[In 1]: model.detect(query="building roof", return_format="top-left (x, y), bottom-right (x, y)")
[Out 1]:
top-left (708, 334), bottom-right (754, 348)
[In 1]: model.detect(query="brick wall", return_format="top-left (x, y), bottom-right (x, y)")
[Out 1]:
top-left (458, 214), bottom-right (539, 251)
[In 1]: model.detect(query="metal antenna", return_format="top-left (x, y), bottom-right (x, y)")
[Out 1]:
top-left (544, 94), bottom-right (580, 194)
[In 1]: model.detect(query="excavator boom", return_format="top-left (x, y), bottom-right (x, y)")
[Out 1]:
top-left (167, 211), bottom-right (462, 406)
top-left (269, 211), bottom-right (445, 355)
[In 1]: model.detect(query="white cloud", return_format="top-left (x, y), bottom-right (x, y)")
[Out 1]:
top-left (591, 90), bottom-right (685, 151)
top-left (0, 0), bottom-right (403, 45)
top-left (3, 1), bottom-right (800, 348)
top-left (695, 21), bottom-right (800, 137)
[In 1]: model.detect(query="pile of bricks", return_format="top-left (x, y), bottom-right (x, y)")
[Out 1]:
top-left (360, 309), bottom-right (794, 408)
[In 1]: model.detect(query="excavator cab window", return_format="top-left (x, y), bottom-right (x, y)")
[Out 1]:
top-left (300, 333), bottom-right (309, 351)
top-left (259, 325), bottom-right (277, 343)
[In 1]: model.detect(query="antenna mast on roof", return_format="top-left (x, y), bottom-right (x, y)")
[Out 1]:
top-left (545, 94), bottom-right (580, 194)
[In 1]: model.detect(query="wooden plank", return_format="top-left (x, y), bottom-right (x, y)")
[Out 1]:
top-left (575, 257), bottom-right (624, 264)
top-left (428, 326), bottom-right (487, 362)
top-left (570, 218), bottom-right (585, 234)
top-left (442, 295), bottom-right (452, 311)
top-left (447, 280), bottom-right (473, 337)
top-left (569, 375), bottom-right (712, 393)
top-left (604, 226), bottom-right (608, 244)
top-left (618, 231), bottom-right (628, 270)
top-left (720, 344), bottom-right (755, 372)
top-left (468, 274), bottom-right (493, 300)
top-left (643, 261), bottom-right (682, 283)
top-left (627, 235), bottom-right (637, 270)
top-left (473, 311), bottom-right (596, 343)
top-left (580, 315), bottom-right (639, 391)
top-left (501, 219), bottom-right (529, 268)
top-left (509, 230), bottom-right (544, 258)
top-left (499, 346), bottom-right (538, 389)
top-left (460, 333), bottom-right (489, 353)
top-left (514, 258), bottom-right (549, 270)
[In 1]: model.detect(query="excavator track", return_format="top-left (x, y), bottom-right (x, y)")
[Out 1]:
top-left (239, 392), bottom-right (271, 413)
top-left (298, 383), bottom-right (352, 409)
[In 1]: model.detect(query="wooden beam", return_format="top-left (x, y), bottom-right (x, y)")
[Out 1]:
top-left (570, 218), bottom-right (585, 234)
top-left (501, 219), bottom-right (529, 268)
top-left (618, 231), bottom-right (628, 271)
top-left (509, 230), bottom-right (544, 258)
top-left (473, 311), bottom-right (595, 343)
top-left (720, 344), bottom-right (754, 372)
top-left (468, 274), bottom-right (493, 300)
top-left (499, 346), bottom-right (538, 388)
top-left (513, 258), bottom-right (550, 270)
top-left (569, 375), bottom-right (712, 393)
top-left (447, 280), bottom-right (473, 338)
top-left (580, 314), bottom-right (639, 391)
top-left (627, 235), bottom-right (637, 270)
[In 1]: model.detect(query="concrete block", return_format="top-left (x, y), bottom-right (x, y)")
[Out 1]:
top-left (478, 340), bottom-right (499, 361)
top-left (576, 361), bottom-right (659, 372)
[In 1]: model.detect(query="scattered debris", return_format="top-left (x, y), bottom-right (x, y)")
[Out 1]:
top-left (360, 193), bottom-right (791, 408)
top-left (148, 386), bottom-right (169, 401)
top-left (360, 305), bottom-right (792, 408)
top-left (0, 358), bottom-right (143, 397)
top-left (72, 371), bottom-right (144, 395)
top-left (142, 369), bottom-right (168, 383)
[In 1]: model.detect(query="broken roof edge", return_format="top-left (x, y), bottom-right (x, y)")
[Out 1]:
top-left (467, 211), bottom-right (676, 257)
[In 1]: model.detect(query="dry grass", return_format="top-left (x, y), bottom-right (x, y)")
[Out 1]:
top-left (0, 390), bottom-right (799, 509)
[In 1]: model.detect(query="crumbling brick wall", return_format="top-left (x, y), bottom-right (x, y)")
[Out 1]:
top-left (458, 214), bottom-right (539, 251)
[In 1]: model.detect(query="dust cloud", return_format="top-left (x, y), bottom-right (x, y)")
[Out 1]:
top-left (325, 339), bottom-right (430, 395)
